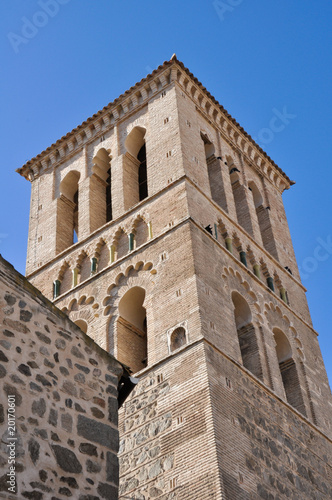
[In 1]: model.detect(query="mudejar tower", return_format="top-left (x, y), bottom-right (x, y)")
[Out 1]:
top-left (18, 56), bottom-right (332, 499)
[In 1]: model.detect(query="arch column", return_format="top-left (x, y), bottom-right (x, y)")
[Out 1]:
top-left (246, 185), bottom-right (264, 246)
top-left (231, 179), bottom-right (254, 236)
top-left (267, 329), bottom-right (287, 400)
top-left (122, 153), bottom-right (140, 211)
top-left (109, 244), bottom-right (115, 263)
top-left (88, 174), bottom-right (108, 233)
top-left (77, 178), bottom-right (90, 240)
top-left (55, 195), bottom-right (76, 254)
top-left (206, 155), bottom-right (228, 212)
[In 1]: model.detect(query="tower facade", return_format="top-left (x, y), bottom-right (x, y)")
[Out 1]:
top-left (19, 56), bottom-right (332, 499)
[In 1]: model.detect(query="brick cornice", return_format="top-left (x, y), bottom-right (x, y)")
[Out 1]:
top-left (16, 56), bottom-right (293, 193)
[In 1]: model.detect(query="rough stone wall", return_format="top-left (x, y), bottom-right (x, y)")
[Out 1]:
top-left (0, 256), bottom-right (124, 500)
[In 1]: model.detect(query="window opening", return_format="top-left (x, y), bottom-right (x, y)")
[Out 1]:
top-left (138, 144), bottom-right (148, 201)
top-left (232, 291), bottom-right (263, 380)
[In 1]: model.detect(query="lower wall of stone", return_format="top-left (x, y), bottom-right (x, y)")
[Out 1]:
top-left (119, 338), bottom-right (332, 500)
top-left (206, 343), bottom-right (332, 500)
top-left (0, 258), bottom-right (123, 500)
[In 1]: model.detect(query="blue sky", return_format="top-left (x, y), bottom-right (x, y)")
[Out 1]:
top-left (1, 0), bottom-right (331, 385)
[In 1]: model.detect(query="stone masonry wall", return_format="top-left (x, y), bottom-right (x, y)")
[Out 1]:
top-left (0, 256), bottom-right (125, 500)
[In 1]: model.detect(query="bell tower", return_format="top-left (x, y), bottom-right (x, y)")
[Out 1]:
top-left (19, 56), bottom-right (332, 499)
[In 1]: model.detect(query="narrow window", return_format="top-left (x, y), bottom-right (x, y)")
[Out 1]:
top-left (228, 158), bottom-right (253, 236)
top-left (106, 167), bottom-right (112, 221)
top-left (170, 327), bottom-right (186, 352)
top-left (91, 148), bottom-right (112, 232)
top-left (273, 328), bottom-right (306, 415)
top-left (232, 291), bottom-right (263, 380)
top-left (116, 287), bottom-right (147, 373)
top-left (138, 144), bottom-right (148, 201)
top-left (248, 181), bottom-right (278, 259)
top-left (124, 126), bottom-right (148, 209)
top-left (202, 133), bottom-right (227, 211)
top-left (56, 170), bottom-right (80, 253)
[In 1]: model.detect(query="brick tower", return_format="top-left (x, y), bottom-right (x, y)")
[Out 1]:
top-left (18, 56), bottom-right (332, 499)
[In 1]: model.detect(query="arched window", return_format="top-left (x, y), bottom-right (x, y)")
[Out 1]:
top-left (79, 253), bottom-right (91, 283)
top-left (133, 217), bottom-right (149, 248)
top-left (232, 291), bottom-right (263, 380)
top-left (124, 127), bottom-right (148, 210)
top-left (170, 327), bottom-right (187, 352)
top-left (116, 287), bottom-right (147, 373)
top-left (228, 158), bottom-right (253, 236)
top-left (115, 229), bottom-right (128, 260)
top-left (273, 328), bottom-right (306, 415)
top-left (91, 148), bottom-right (112, 232)
top-left (56, 171), bottom-right (80, 253)
top-left (248, 181), bottom-right (278, 259)
top-left (97, 241), bottom-right (110, 272)
top-left (202, 133), bottom-right (227, 212)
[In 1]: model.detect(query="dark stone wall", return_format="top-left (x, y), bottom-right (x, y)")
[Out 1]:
top-left (0, 256), bottom-right (124, 499)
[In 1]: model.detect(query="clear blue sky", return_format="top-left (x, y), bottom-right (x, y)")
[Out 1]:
top-left (1, 1), bottom-right (331, 385)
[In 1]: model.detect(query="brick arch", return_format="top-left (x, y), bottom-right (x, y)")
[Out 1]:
top-left (125, 126), bottom-right (146, 158)
top-left (216, 217), bottom-right (231, 243)
top-left (222, 266), bottom-right (259, 309)
top-left (264, 302), bottom-right (314, 419)
top-left (231, 231), bottom-right (243, 252)
top-left (130, 212), bottom-right (149, 231)
top-left (273, 271), bottom-right (282, 290)
top-left (92, 147), bottom-right (112, 180)
top-left (102, 261), bottom-right (156, 360)
top-left (94, 237), bottom-right (108, 258)
top-left (200, 130), bottom-right (215, 158)
top-left (264, 303), bottom-right (298, 353)
top-left (94, 238), bottom-right (110, 272)
top-left (132, 215), bottom-right (149, 248)
top-left (113, 227), bottom-right (128, 260)
top-left (245, 245), bottom-right (261, 273)
top-left (222, 266), bottom-right (264, 381)
top-left (77, 251), bottom-right (91, 284)
top-left (75, 249), bottom-right (90, 269)
top-left (61, 293), bottom-right (99, 339)
top-left (57, 260), bottom-right (71, 282)
top-left (57, 260), bottom-right (72, 295)
top-left (226, 154), bottom-right (254, 236)
top-left (90, 148), bottom-right (113, 230)
top-left (259, 258), bottom-right (274, 289)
